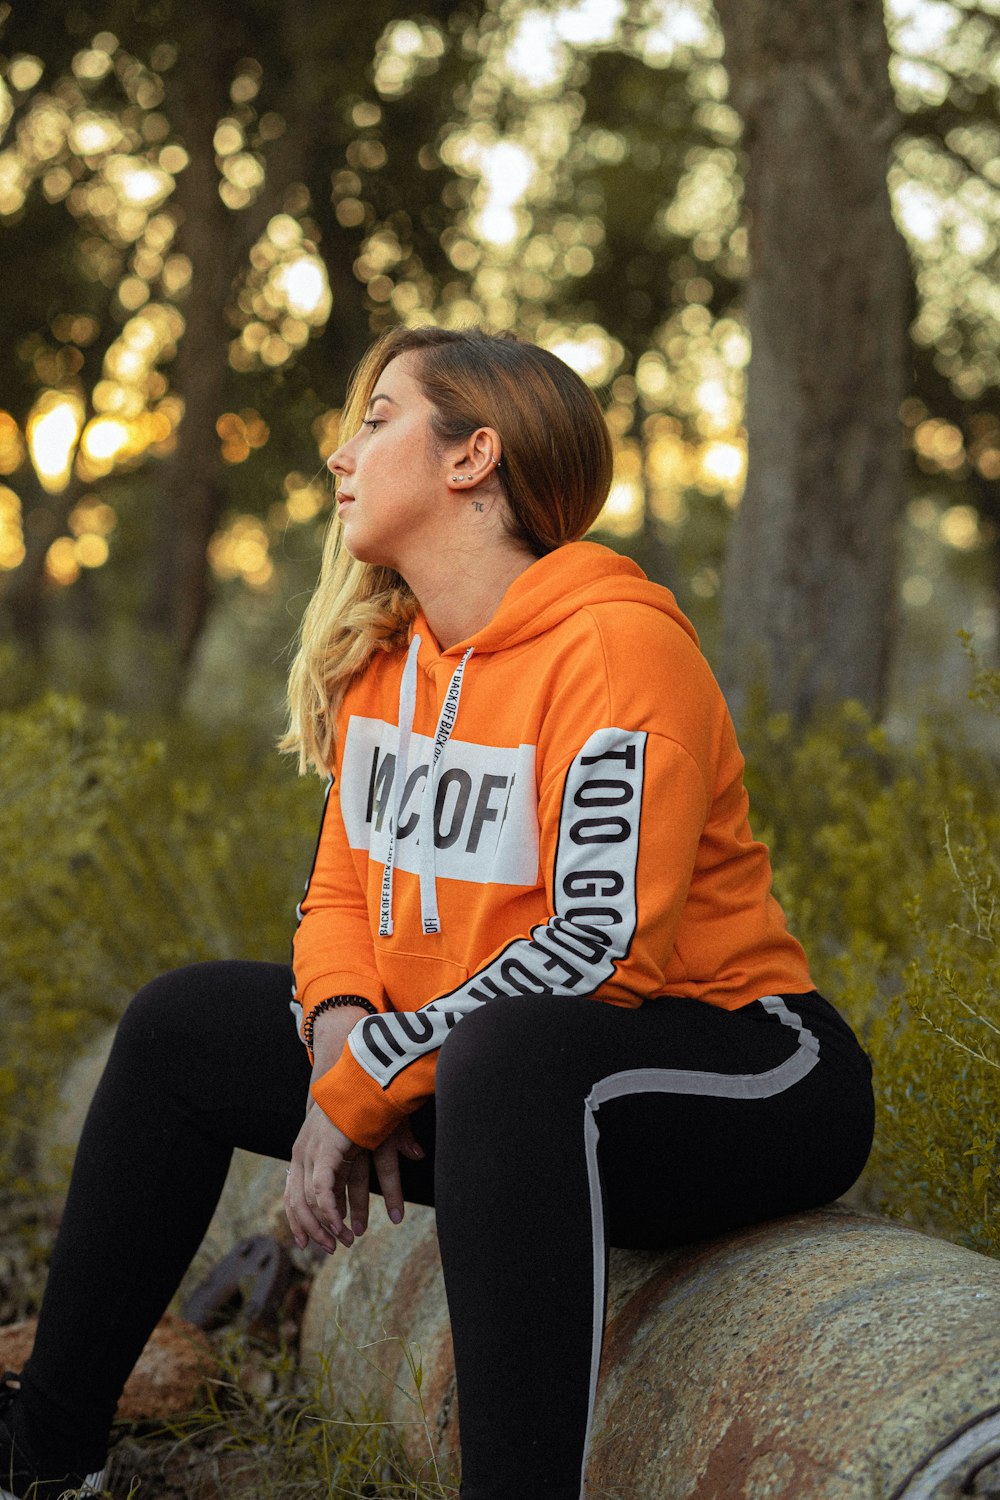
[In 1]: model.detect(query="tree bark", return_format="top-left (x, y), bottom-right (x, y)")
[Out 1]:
top-left (142, 0), bottom-right (330, 702)
top-left (143, 32), bottom-right (238, 685)
top-left (714, 0), bottom-right (912, 723)
top-left (0, 468), bottom-right (83, 662)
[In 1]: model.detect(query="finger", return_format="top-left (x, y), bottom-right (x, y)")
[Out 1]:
top-left (284, 1163), bottom-right (305, 1248)
top-left (347, 1150), bottom-right (370, 1236)
top-left (395, 1120), bottom-right (426, 1160)
top-left (335, 1151), bottom-right (365, 1227)
top-left (334, 1163), bottom-right (349, 1226)
top-left (285, 1168), bottom-right (339, 1255)
top-left (296, 1196), bottom-right (341, 1255)
top-left (309, 1162), bottom-right (354, 1246)
top-left (373, 1142), bottom-right (404, 1225)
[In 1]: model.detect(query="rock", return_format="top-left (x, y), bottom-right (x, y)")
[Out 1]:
top-left (300, 1204), bottom-right (1000, 1498)
top-left (299, 1203), bottom-right (456, 1473)
top-left (0, 1312), bottom-right (215, 1421)
top-left (181, 1155), bottom-right (290, 1301)
top-left (46, 1028), bottom-right (119, 1175)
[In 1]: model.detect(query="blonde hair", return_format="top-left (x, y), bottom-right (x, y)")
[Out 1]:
top-left (281, 326), bottom-right (613, 773)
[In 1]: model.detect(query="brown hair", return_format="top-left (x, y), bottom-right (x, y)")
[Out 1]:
top-left (282, 325), bottom-right (613, 772)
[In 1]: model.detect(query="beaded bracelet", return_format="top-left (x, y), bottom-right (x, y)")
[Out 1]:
top-left (303, 994), bottom-right (378, 1053)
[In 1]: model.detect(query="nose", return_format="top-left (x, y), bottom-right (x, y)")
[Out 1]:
top-left (327, 439), bottom-right (353, 477)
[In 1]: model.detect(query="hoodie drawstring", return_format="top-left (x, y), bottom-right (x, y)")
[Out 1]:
top-left (378, 635), bottom-right (420, 937)
top-left (378, 638), bottom-right (474, 939)
top-left (418, 646), bottom-right (474, 935)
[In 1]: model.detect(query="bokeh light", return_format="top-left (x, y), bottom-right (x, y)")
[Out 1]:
top-left (217, 410), bottom-right (270, 464)
top-left (27, 391), bottom-right (85, 492)
top-left (0, 0), bottom-right (994, 623)
top-left (0, 486), bottom-right (26, 570)
top-left (208, 514), bottom-right (275, 589)
top-left (0, 413), bottom-right (26, 476)
top-left (45, 535), bottom-right (80, 585)
top-left (80, 417), bottom-right (130, 463)
top-left (230, 216), bottom-right (332, 371)
top-left (373, 19), bottom-right (446, 98)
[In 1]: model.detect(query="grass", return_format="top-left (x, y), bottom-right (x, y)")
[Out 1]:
top-left (105, 1335), bottom-right (459, 1500)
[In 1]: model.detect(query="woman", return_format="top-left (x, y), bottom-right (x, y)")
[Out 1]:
top-left (1, 326), bottom-right (874, 1500)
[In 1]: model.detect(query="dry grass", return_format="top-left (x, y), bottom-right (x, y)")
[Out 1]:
top-left (103, 1336), bottom-right (459, 1500)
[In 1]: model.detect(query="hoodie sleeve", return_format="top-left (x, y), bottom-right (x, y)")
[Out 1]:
top-left (311, 710), bottom-right (713, 1148)
top-left (292, 774), bottom-right (388, 1048)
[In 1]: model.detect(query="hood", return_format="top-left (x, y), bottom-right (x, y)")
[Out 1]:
top-left (411, 539), bottom-right (699, 659)
top-left (381, 541), bottom-right (696, 942)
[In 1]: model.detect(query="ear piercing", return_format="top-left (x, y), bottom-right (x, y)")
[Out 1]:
top-left (451, 457), bottom-right (500, 482)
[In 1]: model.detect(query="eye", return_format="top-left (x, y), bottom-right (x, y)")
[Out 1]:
top-left (362, 418), bottom-right (383, 433)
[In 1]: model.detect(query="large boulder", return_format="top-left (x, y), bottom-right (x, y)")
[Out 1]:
top-left (300, 1203), bottom-right (1000, 1499)
top-left (0, 1313), bottom-right (214, 1421)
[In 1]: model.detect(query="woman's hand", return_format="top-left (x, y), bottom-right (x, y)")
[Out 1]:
top-left (286, 1107), bottom-right (425, 1253)
top-left (285, 1105), bottom-right (361, 1253)
top-left (340, 1117), bottom-right (425, 1238)
top-left (284, 1002), bottom-right (425, 1252)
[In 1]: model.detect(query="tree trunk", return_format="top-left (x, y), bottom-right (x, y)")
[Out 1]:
top-left (0, 468), bottom-right (83, 663)
top-left (142, 2), bottom-right (323, 704)
top-left (713, 0), bottom-right (912, 724)
top-left (143, 34), bottom-right (237, 694)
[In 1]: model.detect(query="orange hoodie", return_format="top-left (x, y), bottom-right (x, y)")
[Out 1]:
top-left (294, 540), bottom-right (813, 1148)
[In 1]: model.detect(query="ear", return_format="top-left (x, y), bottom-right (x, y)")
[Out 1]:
top-left (445, 426), bottom-right (503, 493)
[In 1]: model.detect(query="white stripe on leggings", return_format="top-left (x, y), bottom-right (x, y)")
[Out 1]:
top-left (577, 995), bottom-right (820, 1499)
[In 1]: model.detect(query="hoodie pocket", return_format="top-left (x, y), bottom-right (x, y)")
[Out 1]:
top-left (376, 948), bottom-right (470, 1011)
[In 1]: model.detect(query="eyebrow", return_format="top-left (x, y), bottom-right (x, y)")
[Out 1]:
top-left (365, 392), bottom-right (398, 413)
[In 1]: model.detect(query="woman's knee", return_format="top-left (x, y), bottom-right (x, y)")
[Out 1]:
top-left (98, 961), bottom-right (302, 1156)
top-left (111, 962), bottom-right (278, 1098)
top-left (116, 963), bottom-right (222, 1053)
top-left (436, 995), bottom-right (576, 1107)
top-left (86, 965), bottom-right (228, 1121)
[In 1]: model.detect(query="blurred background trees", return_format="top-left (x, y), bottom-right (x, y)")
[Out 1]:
top-left (0, 0), bottom-right (998, 727)
top-left (714, 0), bottom-right (910, 722)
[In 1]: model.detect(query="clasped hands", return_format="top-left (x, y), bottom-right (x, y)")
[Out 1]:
top-left (284, 1003), bottom-right (423, 1254)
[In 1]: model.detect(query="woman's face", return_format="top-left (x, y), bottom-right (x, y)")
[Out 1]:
top-left (326, 354), bottom-right (452, 573)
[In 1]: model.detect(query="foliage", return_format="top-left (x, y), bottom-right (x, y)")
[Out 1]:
top-left (0, 691), bottom-right (320, 1178)
top-left (3, 672), bottom-right (1000, 1260)
top-left (4, 0), bottom-right (1000, 700)
top-left (741, 674), bottom-right (1000, 1257)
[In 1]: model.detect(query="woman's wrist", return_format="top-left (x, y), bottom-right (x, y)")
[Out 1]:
top-left (303, 994), bottom-right (377, 1053)
top-left (309, 1000), bottom-right (372, 1073)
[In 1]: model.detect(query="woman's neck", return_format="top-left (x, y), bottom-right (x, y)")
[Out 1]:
top-left (407, 544), bottom-right (537, 651)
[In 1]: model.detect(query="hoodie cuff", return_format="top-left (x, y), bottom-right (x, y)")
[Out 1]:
top-left (310, 1047), bottom-right (409, 1150)
top-left (298, 973), bottom-right (386, 1050)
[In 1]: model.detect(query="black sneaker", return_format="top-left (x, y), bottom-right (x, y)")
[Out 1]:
top-left (0, 1373), bottom-right (107, 1499)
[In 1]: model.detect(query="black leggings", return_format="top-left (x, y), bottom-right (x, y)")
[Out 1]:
top-left (22, 962), bottom-right (874, 1499)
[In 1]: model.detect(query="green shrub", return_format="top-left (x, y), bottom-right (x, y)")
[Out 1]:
top-left (0, 694), bottom-right (320, 1181)
top-left (741, 676), bottom-right (1000, 1256)
top-left (2, 677), bottom-right (999, 1259)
